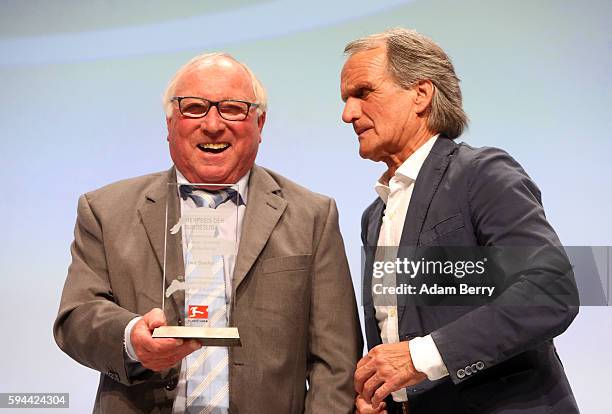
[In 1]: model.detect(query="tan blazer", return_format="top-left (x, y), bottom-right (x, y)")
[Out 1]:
top-left (54, 165), bottom-right (362, 413)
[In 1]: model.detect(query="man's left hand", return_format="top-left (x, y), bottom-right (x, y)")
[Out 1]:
top-left (355, 394), bottom-right (387, 414)
top-left (354, 342), bottom-right (427, 407)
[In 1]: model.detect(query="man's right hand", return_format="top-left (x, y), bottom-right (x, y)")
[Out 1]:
top-left (131, 308), bottom-right (201, 372)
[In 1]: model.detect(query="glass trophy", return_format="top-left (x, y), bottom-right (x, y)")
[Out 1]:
top-left (152, 182), bottom-right (241, 347)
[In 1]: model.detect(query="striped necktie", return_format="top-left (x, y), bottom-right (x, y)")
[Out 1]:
top-left (179, 185), bottom-right (244, 208)
top-left (178, 185), bottom-right (241, 414)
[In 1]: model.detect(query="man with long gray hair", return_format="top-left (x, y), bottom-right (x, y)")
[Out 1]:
top-left (341, 28), bottom-right (579, 413)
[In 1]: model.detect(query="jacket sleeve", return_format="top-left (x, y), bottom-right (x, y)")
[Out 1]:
top-left (430, 147), bottom-right (579, 384)
top-left (53, 193), bottom-right (145, 385)
top-left (305, 198), bottom-right (364, 413)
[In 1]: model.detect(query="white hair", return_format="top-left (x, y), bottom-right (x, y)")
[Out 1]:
top-left (162, 52), bottom-right (268, 118)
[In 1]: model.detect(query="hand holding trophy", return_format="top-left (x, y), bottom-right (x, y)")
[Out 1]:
top-left (153, 183), bottom-right (241, 347)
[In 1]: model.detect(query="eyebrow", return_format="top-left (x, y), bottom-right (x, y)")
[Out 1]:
top-left (341, 82), bottom-right (373, 102)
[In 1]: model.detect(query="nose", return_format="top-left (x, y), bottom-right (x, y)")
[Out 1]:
top-left (342, 98), bottom-right (361, 124)
top-left (199, 106), bottom-right (226, 135)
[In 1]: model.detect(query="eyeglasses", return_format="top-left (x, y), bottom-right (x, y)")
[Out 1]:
top-left (171, 96), bottom-right (259, 121)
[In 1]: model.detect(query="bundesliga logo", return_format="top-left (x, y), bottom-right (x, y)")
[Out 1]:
top-left (188, 305), bottom-right (208, 319)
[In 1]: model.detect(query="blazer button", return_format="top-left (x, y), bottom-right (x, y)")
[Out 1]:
top-left (457, 369), bottom-right (465, 379)
top-left (106, 370), bottom-right (119, 381)
top-left (465, 366), bottom-right (472, 375)
top-left (476, 361), bottom-right (485, 370)
top-left (471, 363), bottom-right (478, 372)
top-left (165, 378), bottom-right (178, 391)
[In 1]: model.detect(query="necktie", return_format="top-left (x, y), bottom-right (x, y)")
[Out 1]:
top-left (179, 185), bottom-right (241, 414)
top-left (179, 185), bottom-right (244, 208)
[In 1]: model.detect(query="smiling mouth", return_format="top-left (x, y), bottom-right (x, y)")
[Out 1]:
top-left (197, 143), bottom-right (231, 154)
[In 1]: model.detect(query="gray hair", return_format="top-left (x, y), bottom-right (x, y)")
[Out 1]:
top-left (344, 28), bottom-right (468, 139)
top-left (162, 52), bottom-right (268, 118)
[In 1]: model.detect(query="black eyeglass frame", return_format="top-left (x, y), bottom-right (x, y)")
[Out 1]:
top-left (170, 96), bottom-right (260, 121)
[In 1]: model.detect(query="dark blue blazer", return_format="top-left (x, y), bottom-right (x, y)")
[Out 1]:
top-left (361, 137), bottom-right (580, 413)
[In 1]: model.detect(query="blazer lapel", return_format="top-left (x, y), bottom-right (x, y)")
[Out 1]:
top-left (138, 167), bottom-right (185, 319)
top-left (363, 199), bottom-right (385, 311)
top-left (398, 137), bottom-right (457, 328)
top-left (233, 165), bottom-right (287, 292)
top-left (367, 200), bottom-right (385, 247)
top-left (399, 137), bottom-right (457, 247)
top-left (361, 199), bottom-right (387, 348)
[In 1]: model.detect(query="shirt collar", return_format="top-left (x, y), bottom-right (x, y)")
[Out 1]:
top-left (375, 134), bottom-right (439, 204)
top-left (175, 168), bottom-right (250, 205)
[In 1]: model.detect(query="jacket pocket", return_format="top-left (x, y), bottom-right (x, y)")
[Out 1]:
top-left (262, 254), bottom-right (312, 274)
top-left (420, 213), bottom-right (465, 245)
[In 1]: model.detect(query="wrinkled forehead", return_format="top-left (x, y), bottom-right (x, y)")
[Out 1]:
top-left (342, 46), bottom-right (387, 76)
top-left (341, 47), bottom-right (388, 96)
top-left (175, 58), bottom-right (255, 100)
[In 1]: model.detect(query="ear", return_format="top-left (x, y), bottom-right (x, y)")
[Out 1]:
top-left (414, 80), bottom-right (435, 115)
top-left (257, 112), bottom-right (266, 142)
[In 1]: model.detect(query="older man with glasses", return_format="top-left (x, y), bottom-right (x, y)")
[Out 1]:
top-left (54, 52), bottom-right (362, 414)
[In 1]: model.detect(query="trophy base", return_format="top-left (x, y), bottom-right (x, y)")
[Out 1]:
top-left (152, 326), bottom-right (241, 347)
